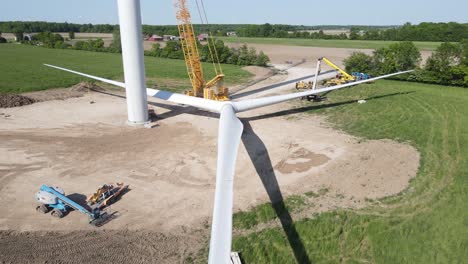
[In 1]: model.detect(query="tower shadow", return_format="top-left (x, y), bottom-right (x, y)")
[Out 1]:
top-left (241, 120), bottom-right (311, 264)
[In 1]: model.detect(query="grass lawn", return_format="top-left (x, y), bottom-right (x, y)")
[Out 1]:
top-left (231, 80), bottom-right (468, 263)
top-left (219, 37), bottom-right (442, 51)
top-left (0, 43), bottom-right (252, 94)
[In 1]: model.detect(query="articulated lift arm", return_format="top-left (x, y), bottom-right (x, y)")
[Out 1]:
top-left (320, 57), bottom-right (355, 81)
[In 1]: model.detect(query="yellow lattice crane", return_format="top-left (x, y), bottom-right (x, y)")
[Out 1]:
top-left (174, 0), bottom-right (229, 101)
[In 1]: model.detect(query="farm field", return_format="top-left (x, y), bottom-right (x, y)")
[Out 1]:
top-left (219, 37), bottom-right (443, 51)
top-left (232, 80), bottom-right (468, 263)
top-left (0, 44), bottom-right (252, 94)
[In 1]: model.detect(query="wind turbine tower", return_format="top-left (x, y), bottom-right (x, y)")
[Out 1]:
top-left (116, 0), bottom-right (149, 125)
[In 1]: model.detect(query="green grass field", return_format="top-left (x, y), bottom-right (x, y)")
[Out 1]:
top-left (219, 37), bottom-right (442, 51)
top-left (0, 44), bottom-right (252, 94)
top-left (232, 80), bottom-right (468, 263)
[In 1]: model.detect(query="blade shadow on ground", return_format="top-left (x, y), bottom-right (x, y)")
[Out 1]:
top-left (91, 89), bottom-right (218, 121)
top-left (245, 91), bottom-right (415, 122)
top-left (241, 120), bottom-right (312, 264)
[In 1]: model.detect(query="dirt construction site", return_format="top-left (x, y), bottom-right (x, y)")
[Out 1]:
top-left (0, 46), bottom-right (420, 263)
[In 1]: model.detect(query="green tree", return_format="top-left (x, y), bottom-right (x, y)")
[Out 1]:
top-left (110, 29), bottom-right (122, 53)
top-left (425, 42), bottom-right (462, 72)
top-left (74, 40), bottom-right (89, 50)
top-left (425, 42), bottom-right (463, 83)
top-left (14, 29), bottom-right (23, 42)
top-left (373, 42), bottom-right (421, 74)
top-left (349, 27), bottom-right (360, 40)
top-left (460, 39), bottom-right (468, 66)
top-left (344, 52), bottom-right (374, 73)
top-left (69, 31), bottom-right (75, 39)
top-left (255, 51), bottom-right (270, 66)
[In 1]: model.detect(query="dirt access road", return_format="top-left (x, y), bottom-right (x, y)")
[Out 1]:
top-left (0, 64), bottom-right (419, 262)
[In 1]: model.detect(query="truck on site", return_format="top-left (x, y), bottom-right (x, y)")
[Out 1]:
top-left (296, 57), bottom-right (371, 91)
top-left (86, 182), bottom-right (129, 209)
top-left (35, 184), bottom-right (106, 226)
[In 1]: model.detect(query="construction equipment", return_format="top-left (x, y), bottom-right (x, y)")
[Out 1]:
top-left (174, 0), bottom-right (229, 101)
top-left (35, 184), bottom-right (105, 226)
top-left (352, 72), bottom-right (372, 80)
top-left (295, 81), bottom-right (313, 90)
top-left (86, 183), bottom-right (129, 209)
top-left (319, 57), bottom-right (356, 86)
top-left (230, 252), bottom-right (243, 264)
top-left (295, 59), bottom-right (326, 102)
top-left (297, 57), bottom-right (371, 91)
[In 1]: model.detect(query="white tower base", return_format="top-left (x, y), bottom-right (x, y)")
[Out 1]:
top-left (117, 0), bottom-right (149, 125)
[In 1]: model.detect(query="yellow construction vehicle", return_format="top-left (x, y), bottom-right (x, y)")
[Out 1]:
top-left (319, 57), bottom-right (356, 86)
top-left (174, 0), bottom-right (229, 101)
top-left (295, 81), bottom-right (313, 90)
top-left (86, 183), bottom-right (129, 209)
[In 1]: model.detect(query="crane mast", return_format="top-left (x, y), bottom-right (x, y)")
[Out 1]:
top-left (174, 0), bottom-right (229, 101)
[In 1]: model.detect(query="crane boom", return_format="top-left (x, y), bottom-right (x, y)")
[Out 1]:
top-left (173, 0), bottom-right (229, 101)
top-left (320, 57), bottom-right (355, 80)
top-left (174, 0), bottom-right (204, 97)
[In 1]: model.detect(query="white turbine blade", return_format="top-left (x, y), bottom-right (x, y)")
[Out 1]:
top-left (44, 64), bottom-right (127, 88)
top-left (44, 64), bottom-right (223, 113)
top-left (145, 88), bottom-right (223, 113)
top-left (208, 104), bottom-right (244, 264)
top-left (233, 70), bottom-right (413, 112)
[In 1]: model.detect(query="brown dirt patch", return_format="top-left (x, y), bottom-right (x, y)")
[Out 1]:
top-left (23, 82), bottom-right (104, 103)
top-left (0, 229), bottom-right (205, 263)
top-left (0, 94), bottom-right (35, 108)
top-left (275, 147), bottom-right (330, 174)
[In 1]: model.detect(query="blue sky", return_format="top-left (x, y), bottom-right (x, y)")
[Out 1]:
top-left (1, 0), bottom-right (466, 25)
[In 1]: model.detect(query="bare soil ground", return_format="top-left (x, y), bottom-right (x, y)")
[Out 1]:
top-left (226, 42), bottom-right (432, 66)
top-left (0, 61), bottom-right (420, 262)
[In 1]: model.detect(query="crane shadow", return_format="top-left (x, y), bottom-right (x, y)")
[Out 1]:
top-left (241, 120), bottom-right (311, 264)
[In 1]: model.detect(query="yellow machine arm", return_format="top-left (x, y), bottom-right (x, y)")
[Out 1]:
top-left (173, 0), bottom-right (229, 101)
top-left (174, 0), bottom-right (204, 97)
top-left (320, 57), bottom-right (355, 81)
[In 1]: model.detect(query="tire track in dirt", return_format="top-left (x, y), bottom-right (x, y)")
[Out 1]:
top-left (0, 230), bottom-right (205, 263)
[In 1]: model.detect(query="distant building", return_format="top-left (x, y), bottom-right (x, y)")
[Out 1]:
top-left (15, 33), bottom-right (36, 41)
top-left (163, 35), bottom-right (178, 41)
top-left (226, 31), bottom-right (237, 37)
top-left (198, 33), bottom-right (209, 41)
top-left (23, 34), bottom-right (35, 41)
top-left (149, 34), bottom-right (163, 41)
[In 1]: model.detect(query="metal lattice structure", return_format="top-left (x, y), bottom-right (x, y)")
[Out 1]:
top-left (174, 0), bottom-right (205, 97)
top-left (174, 0), bottom-right (229, 101)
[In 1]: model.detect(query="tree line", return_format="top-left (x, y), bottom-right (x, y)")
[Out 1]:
top-left (11, 30), bottom-right (270, 67)
top-left (144, 41), bottom-right (270, 66)
top-left (344, 41), bottom-right (468, 87)
top-left (236, 22), bottom-right (468, 42)
top-left (3, 21), bottom-right (467, 42)
top-left (349, 22), bottom-right (468, 42)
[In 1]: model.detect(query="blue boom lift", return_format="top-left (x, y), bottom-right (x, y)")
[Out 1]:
top-left (35, 184), bottom-right (105, 226)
